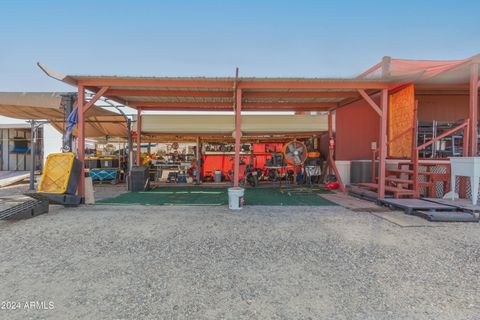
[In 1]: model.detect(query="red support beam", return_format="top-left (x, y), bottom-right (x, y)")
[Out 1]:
top-left (412, 100), bottom-right (420, 197)
top-left (469, 63), bottom-right (479, 156)
top-left (326, 112), bottom-right (346, 192)
top-left (136, 108), bottom-right (142, 166)
top-left (243, 91), bottom-right (358, 99)
top-left (79, 78), bottom-right (234, 89)
top-left (415, 83), bottom-right (469, 90)
top-left (128, 100), bottom-right (337, 110)
top-left (77, 85), bottom-right (86, 201)
top-left (134, 105), bottom-right (334, 112)
top-left (238, 80), bottom-right (391, 90)
top-left (130, 106), bottom-right (233, 112)
top-left (357, 89), bottom-right (382, 116)
top-left (245, 101), bottom-right (337, 109)
top-left (78, 78), bottom-right (390, 91)
top-left (378, 89), bottom-right (389, 199)
top-left (356, 62), bottom-right (382, 79)
top-left (233, 88), bottom-right (242, 187)
top-left (105, 89), bottom-right (233, 98)
top-left (84, 86), bottom-right (109, 113)
top-left (104, 89), bottom-right (358, 100)
top-left (129, 101), bottom-right (232, 109)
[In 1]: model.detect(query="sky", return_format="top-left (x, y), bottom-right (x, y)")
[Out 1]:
top-left (0, 0), bottom-right (479, 92)
top-left (0, 0), bottom-right (479, 156)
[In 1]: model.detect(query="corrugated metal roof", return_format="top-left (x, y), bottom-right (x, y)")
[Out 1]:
top-left (68, 75), bottom-right (388, 82)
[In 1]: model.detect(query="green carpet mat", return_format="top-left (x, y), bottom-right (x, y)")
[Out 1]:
top-left (98, 186), bottom-right (336, 206)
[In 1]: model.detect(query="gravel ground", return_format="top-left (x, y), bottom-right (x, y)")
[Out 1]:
top-left (0, 203), bottom-right (479, 319)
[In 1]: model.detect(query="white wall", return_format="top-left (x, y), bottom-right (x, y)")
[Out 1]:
top-left (0, 115), bottom-right (62, 164)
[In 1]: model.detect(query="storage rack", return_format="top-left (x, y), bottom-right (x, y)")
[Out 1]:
top-left (417, 120), bottom-right (469, 158)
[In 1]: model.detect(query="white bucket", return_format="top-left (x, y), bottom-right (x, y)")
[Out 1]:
top-left (228, 187), bottom-right (245, 210)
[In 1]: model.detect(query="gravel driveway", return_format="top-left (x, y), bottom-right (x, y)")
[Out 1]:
top-left (0, 204), bottom-right (479, 319)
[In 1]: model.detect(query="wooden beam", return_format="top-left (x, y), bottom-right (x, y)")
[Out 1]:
top-left (358, 89), bottom-right (382, 116)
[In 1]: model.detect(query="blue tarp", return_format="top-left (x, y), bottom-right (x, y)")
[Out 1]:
top-left (64, 106), bottom-right (78, 147)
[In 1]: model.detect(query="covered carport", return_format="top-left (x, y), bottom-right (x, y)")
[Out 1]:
top-left (0, 92), bottom-right (128, 190)
top-left (38, 64), bottom-right (394, 202)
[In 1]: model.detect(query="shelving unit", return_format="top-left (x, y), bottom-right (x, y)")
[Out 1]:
top-left (85, 154), bottom-right (125, 184)
top-left (417, 120), bottom-right (472, 158)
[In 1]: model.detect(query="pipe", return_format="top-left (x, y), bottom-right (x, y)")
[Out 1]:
top-left (29, 120), bottom-right (36, 190)
top-left (94, 96), bottom-right (134, 189)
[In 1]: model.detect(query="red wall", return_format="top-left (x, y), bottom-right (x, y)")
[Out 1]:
top-left (335, 93), bottom-right (476, 161)
top-left (335, 94), bottom-right (380, 160)
top-left (416, 94), bottom-right (469, 121)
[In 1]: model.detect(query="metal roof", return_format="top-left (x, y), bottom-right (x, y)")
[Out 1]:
top-left (38, 55), bottom-right (478, 113)
top-left (0, 92), bottom-right (128, 138)
top-left (38, 63), bottom-right (390, 112)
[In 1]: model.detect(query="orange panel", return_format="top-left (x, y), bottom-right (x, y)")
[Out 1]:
top-left (388, 84), bottom-right (415, 158)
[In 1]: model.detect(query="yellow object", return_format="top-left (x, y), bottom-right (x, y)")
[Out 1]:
top-left (38, 152), bottom-right (75, 194)
top-left (307, 151), bottom-right (321, 158)
top-left (388, 84), bottom-right (415, 158)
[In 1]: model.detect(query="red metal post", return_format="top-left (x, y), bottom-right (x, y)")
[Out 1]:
top-left (327, 112), bottom-right (346, 192)
top-left (371, 149), bottom-right (377, 184)
top-left (136, 108), bottom-right (142, 166)
top-left (469, 63), bottom-right (479, 156)
top-left (233, 88), bottom-right (242, 187)
top-left (77, 85), bottom-right (86, 200)
top-left (378, 89), bottom-right (388, 199)
top-left (412, 100), bottom-right (419, 197)
top-left (463, 120), bottom-right (470, 157)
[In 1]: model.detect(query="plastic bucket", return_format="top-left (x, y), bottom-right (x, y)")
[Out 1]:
top-left (228, 187), bottom-right (244, 210)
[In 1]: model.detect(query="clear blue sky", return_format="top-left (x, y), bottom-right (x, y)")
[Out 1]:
top-left (0, 0), bottom-right (479, 92)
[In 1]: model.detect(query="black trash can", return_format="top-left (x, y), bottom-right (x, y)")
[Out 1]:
top-left (130, 166), bottom-right (150, 192)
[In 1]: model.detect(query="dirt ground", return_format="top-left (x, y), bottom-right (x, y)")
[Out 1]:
top-left (0, 196), bottom-right (479, 319)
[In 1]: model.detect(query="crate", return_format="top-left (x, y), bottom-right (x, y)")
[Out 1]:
top-left (85, 157), bottom-right (100, 169)
top-left (37, 152), bottom-right (82, 194)
top-left (100, 158), bottom-right (119, 168)
top-left (130, 166), bottom-right (149, 192)
top-left (90, 169), bottom-right (119, 184)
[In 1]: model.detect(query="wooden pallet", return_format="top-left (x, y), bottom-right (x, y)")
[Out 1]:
top-left (377, 198), bottom-right (457, 214)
